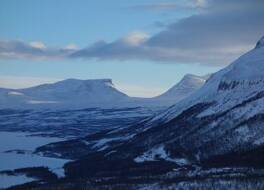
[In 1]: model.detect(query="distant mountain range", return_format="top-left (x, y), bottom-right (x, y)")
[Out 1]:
top-left (0, 74), bottom-right (207, 109)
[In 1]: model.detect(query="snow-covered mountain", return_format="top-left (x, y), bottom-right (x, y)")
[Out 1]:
top-left (149, 36), bottom-right (264, 124)
top-left (112, 35), bottom-right (264, 166)
top-left (38, 36), bottom-right (264, 176)
top-left (114, 35), bottom-right (264, 166)
top-left (0, 79), bottom-right (129, 109)
top-left (124, 74), bottom-right (207, 108)
top-left (0, 75), bottom-right (206, 110)
top-left (22, 79), bottom-right (128, 102)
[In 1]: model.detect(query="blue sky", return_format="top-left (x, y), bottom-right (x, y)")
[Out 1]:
top-left (0, 0), bottom-right (193, 44)
top-left (0, 0), bottom-right (263, 97)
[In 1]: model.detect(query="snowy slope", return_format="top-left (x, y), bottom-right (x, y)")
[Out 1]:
top-left (153, 74), bottom-right (207, 101)
top-left (120, 35), bottom-right (264, 165)
top-left (149, 36), bottom-right (264, 123)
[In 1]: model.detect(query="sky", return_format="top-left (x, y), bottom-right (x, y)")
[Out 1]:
top-left (0, 0), bottom-right (263, 97)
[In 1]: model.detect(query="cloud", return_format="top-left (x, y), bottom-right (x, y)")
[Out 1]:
top-left (0, 40), bottom-right (75, 60)
top-left (121, 32), bottom-right (150, 46)
top-left (64, 44), bottom-right (79, 50)
top-left (72, 0), bottom-right (264, 65)
top-left (29, 41), bottom-right (46, 49)
top-left (1, 0), bottom-right (264, 66)
top-left (71, 31), bottom-right (153, 61)
top-left (145, 0), bottom-right (264, 64)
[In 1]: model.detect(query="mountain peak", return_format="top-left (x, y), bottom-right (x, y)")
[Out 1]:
top-left (255, 36), bottom-right (264, 49)
top-left (179, 74), bottom-right (207, 87)
top-left (182, 74), bottom-right (199, 80)
top-left (155, 74), bottom-right (206, 101)
top-left (181, 74), bottom-right (207, 81)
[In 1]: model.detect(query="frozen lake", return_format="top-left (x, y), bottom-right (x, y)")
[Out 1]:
top-left (0, 132), bottom-right (69, 189)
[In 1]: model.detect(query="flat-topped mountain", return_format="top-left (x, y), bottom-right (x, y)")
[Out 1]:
top-left (0, 75), bottom-right (206, 109)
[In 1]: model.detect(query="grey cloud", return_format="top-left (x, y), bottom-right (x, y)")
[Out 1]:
top-left (73, 0), bottom-right (264, 65)
top-left (0, 40), bottom-right (44, 56)
top-left (0, 40), bottom-right (75, 60)
top-left (148, 1), bottom-right (264, 49)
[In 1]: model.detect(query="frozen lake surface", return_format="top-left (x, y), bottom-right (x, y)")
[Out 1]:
top-left (0, 132), bottom-right (69, 189)
top-left (0, 174), bottom-right (35, 189)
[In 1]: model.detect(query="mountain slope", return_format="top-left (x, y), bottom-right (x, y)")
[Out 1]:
top-left (148, 36), bottom-right (264, 124)
top-left (113, 36), bottom-right (264, 166)
top-left (38, 36), bottom-right (264, 179)
top-left (24, 36), bottom-right (264, 190)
